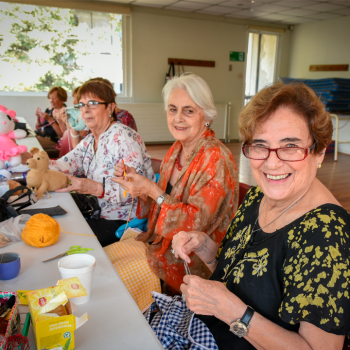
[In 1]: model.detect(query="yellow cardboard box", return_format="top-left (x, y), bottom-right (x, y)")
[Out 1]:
top-left (27, 279), bottom-right (88, 350)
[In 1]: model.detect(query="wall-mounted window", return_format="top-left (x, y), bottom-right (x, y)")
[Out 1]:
top-left (0, 2), bottom-right (129, 96)
top-left (245, 32), bottom-right (279, 105)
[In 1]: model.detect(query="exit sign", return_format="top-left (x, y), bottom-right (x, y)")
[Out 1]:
top-left (230, 51), bottom-right (245, 62)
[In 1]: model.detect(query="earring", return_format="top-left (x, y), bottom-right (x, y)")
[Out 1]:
top-left (205, 122), bottom-right (210, 127)
top-left (109, 114), bottom-right (112, 118)
top-left (318, 163), bottom-right (322, 169)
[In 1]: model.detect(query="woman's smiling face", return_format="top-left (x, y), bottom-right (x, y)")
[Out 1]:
top-left (250, 107), bottom-right (325, 202)
top-left (166, 88), bottom-right (207, 145)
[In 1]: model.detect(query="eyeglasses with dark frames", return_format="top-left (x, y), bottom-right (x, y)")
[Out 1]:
top-left (242, 142), bottom-right (316, 162)
top-left (75, 101), bottom-right (108, 110)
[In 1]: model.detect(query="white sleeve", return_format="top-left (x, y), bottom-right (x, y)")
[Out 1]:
top-left (104, 128), bottom-right (155, 204)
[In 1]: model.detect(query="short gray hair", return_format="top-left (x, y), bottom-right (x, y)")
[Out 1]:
top-left (162, 73), bottom-right (217, 122)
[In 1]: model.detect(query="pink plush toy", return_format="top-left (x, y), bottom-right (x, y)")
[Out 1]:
top-left (0, 105), bottom-right (27, 169)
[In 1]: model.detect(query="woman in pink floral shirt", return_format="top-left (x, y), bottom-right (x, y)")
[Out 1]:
top-left (51, 80), bottom-right (155, 246)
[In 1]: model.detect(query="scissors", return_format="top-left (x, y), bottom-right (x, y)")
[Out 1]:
top-left (42, 246), bottom-right (93, 263)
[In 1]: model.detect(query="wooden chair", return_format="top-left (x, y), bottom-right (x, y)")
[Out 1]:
top-left (151, 158), bottom-right (162, 174)
top-left (238, 182), bottom-right (250, 207)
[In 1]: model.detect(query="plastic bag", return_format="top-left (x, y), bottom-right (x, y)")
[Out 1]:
top-left (0, 214), bottom-right (31, 248)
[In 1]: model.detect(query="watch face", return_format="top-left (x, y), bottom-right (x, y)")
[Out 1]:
top-left (156, 196), bottom-right (164, 205)
top-left (230, 321), bottom-right (248, 337)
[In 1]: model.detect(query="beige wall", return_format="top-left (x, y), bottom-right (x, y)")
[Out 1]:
top-left (289, 16), bottom-right (350, 79)
top-left (131, 8), bottom-right (290, 140)
top-left (288, 16), bottom-right (350, 154)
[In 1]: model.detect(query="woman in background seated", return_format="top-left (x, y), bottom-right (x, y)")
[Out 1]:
top-left (111, 73), bottom-right (239, 293)
top-left (54, 86), bottom-right (90, 152)
top-left (172, 82), bottom-right (350, 350)
top-left (50, 80), bottom-right (155, 246)
top-left (35, 86), bottom-right (67, 158)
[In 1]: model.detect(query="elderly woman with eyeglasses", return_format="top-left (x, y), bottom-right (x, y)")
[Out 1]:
top-left (50, 80), bottom-right (155, 247)
top-left (172, 82), bottom-right (350, 350)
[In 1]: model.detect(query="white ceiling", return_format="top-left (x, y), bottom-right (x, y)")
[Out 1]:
top-left (100, 0), bottom-right (350, 24)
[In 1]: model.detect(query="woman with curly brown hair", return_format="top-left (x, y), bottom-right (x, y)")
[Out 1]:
top-left (51, 80), bottom-right (154, 246)
top-left (172, 81), bottom-right (350, 350)
top-left (35, 86), bottom-right (67, 157)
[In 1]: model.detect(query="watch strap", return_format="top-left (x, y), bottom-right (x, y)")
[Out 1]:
top-left (240, 306), bottom-right (254, 326)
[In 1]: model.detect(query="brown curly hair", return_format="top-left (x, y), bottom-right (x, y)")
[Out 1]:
top-left (47, 86), bottom-right (67, 102)
top-left (77, 80), bottom-right (115, 105)
top-left (238, 81), bottom-right (332, 154)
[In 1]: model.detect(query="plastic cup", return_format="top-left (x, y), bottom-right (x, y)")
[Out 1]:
top-left (0, 252), bottom-right (21, 280)
top-left (58, 254), bottom-right (96, 305)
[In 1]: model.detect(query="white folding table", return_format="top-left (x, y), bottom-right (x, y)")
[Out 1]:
top-left (0, 193), bottom-right (163, 349)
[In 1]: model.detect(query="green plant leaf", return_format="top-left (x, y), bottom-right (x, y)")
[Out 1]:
top-left (63, 336), bottom-right (72, 350)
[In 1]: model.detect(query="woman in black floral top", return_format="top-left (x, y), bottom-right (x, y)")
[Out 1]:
top-left (172, 82), bottom-right (350, 350)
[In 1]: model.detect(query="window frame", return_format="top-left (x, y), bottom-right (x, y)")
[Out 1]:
top-left (243, 29), bottom-right (281, 105)
top-left (0, 8), bottom-right (132, 100)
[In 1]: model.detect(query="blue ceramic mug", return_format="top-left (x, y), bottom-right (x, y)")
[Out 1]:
top-left (0, 253), bottom-right (21, 280)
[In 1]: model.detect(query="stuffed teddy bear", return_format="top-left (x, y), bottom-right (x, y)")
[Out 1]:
top-left (26, 147), bottom-right (68, 199)
top-left (0, 105), bottom-right (27, 169)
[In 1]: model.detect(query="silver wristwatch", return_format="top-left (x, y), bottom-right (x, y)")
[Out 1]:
top-left (229, 306), bottom-right (254, 338)
top-left (156, 193), bottom-right (166, 206)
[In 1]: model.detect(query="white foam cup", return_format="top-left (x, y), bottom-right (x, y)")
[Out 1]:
top-left (58, 254), bottom-right (96, 305)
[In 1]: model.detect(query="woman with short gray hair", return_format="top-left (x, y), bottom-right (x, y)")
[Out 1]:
top-left (162, 73), bottom-right (217, 123)
top-left (109, 73), bottom-right (239, 297)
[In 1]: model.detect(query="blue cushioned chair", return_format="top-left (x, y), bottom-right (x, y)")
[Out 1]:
top-left (116, 173), bottom-right (160, 239)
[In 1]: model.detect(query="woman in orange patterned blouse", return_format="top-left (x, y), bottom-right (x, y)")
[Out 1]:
top-left (112, 73), bottom-right (238, 292)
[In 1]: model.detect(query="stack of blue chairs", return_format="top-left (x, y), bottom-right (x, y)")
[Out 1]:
top-left (281, 77), bottom-right (350, 113)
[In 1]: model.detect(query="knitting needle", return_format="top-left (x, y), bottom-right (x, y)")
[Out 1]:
top-left (184, 260), bottom-right (191, 275)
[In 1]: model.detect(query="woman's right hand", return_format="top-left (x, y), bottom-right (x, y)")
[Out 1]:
top-left (172, 231), bottom-right (216, 264)
top-left (53, 108), bottom-right (66, 123)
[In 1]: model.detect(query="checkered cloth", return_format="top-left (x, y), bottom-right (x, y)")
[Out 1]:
top-left (104, 228), bottom-right (161, 312)
top-left (145, 292), bottom-right (218, 350)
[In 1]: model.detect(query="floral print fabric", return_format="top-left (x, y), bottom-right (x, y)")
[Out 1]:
top-left (50, 123), bottom-right (155, 220)
top-left (200, 186), bottom-right (350, 350)
top-left (136, 129), bottom-right (239, 291)
top-left (116, 109), bottom-right (138, 132)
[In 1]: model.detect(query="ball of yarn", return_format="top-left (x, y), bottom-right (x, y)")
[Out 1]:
top-left (21, 214), bottom-right (60, 248)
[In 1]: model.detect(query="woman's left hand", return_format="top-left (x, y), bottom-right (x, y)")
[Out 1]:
top-left (56, 175), bottom-right (103, 197)
top-left (112, 173), bottom-right (156, 199)
top-left (180, 275), bottom-right (247, 326)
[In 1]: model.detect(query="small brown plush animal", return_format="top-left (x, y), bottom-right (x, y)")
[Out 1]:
top-left (26, 147), bottom-right (68, 199)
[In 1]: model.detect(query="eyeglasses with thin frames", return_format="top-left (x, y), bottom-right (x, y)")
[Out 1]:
top-left (242, 142), bottom-right (316, 162)
top-left (75, 101), bottom-right (108, 110)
